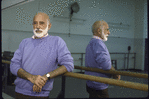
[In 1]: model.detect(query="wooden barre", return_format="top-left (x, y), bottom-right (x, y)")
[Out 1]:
top-left (2, 60), bottom-right (148, 91)
top-left (2, 60), bottom-right (148, 79)
top-left (63, 72), bottom-right (148, 92)
top-left (74, 66), bottom-right (148, 79)
top-left (2, 60), bottom-right (11, 64)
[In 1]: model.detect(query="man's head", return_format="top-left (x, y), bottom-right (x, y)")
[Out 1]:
top-left (92, 20), bottom-right (110, 41)
top-left (32, 12), bottom-right (52, 38)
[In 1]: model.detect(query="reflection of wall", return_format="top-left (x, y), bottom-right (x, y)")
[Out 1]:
top-left (143, 0), bottom-right (148, 38)
top-left (134, 38), bottom-right (145, 70)
top-left (134, 0), bottom-right (146, 70)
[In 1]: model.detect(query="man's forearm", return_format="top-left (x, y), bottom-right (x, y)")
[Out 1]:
top-left (18, 68), bottom-right (47, 88)
top-left (110, 65), bottom-right (116, 76)
top-left (33, 66), bottom-right (68, 92)
top-left (17, 68), bottom-right (34, 81)
top-left (47, 65), bottom-right (67, 79)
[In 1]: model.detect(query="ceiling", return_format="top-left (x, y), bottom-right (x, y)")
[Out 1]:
top-left (2, 0), bottom-right (34, 10)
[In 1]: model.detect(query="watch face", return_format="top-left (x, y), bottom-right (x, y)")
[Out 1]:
top-left (46, 74), bottom-right (50, 77)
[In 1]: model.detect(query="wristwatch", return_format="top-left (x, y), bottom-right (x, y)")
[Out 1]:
top-left (46, 73), bottom-right (51, 80)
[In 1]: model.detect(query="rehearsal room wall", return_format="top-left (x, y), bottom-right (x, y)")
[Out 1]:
top-left (133, 0), bottom-right (147, 70)
top-left (2, 0), bottom-right (147, 72)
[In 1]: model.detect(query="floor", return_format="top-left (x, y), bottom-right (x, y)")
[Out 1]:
top-left (2, 71), bottom-right (148, 98)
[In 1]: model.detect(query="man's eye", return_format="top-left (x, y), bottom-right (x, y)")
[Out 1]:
top-left (33, 22), bottom-right (37, 25)
top-left (40, 22), bottom-right (44, 24)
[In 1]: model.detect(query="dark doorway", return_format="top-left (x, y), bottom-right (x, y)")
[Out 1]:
top-left (144, 38), bottom-right (148, 73)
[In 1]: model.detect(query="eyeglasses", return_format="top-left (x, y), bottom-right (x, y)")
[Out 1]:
top-left (32, 21), bottom-right (45, 26)
top-left (105, 29), bottom-right (109, 31)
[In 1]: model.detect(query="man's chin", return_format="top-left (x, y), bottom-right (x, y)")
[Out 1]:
top-left (103, 37), bottom-right (108, 41)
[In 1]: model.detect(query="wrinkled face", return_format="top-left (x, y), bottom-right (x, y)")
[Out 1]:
top-left (32, 14), bottom-right (51, 38)
top-left (96, 22), bottom-right (110, 41)
top-left (33, 14), bottom-right (49, 32)
top-left (101, 23), bottom-right (110, 41)
top-left (103, 23), bottom-right (110, 36)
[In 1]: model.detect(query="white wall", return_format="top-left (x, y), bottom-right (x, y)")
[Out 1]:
top-left (2, 0), bottom-right (147, 71)
top-left (133, 0), bottom-right (146, 70)
top-left (143, 0), bottom-right (148, 38)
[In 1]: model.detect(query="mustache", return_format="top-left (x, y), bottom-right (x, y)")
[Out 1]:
top-left (34, 28), bottom-right (43, 32)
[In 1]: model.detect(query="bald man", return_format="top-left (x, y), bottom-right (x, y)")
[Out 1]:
top-left (10, 12), bottom-right (74, 99)
top-left (85, 20), bottom-right (120, 98)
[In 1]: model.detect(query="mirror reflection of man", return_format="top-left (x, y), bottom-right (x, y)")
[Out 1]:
top-left (85, 20), bottom-right (121, 98)
top-left (10, 12), bottom-right (74, 99)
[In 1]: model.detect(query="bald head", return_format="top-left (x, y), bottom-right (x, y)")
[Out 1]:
top-left (92, 20), bottom-right (108, 34)
top-left (33, 12), bottom-right (50, 24)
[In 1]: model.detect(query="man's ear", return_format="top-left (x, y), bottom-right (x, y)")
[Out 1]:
top-left (48, 23), bottom-right (52, 30)
top-left (97, 28), bottom-right (101, 34)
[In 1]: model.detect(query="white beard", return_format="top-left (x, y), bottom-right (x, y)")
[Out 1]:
top-left (101, 30), bottom-right (108, 41)
top-left (33, 24), bottom-right (49, 38)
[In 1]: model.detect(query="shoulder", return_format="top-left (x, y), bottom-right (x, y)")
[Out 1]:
top-left (48, 35), bottom-right (63, 41)
top-left (20, 38), bottom-right (31, 44)
top-left (48, 36), bottom-right (66, 46)
top-left (50, 36), bottom-right (65, 43)
top-left (24, 37), bottom-right (32, 41)
top-left (91, 38), bottom-right (106, 50)
top-left (17, 38), bottom-right (31, 49)
top-left (54, 36), bottom-right (64, 41)
top-left (90, 38), bottom-right (104, 46)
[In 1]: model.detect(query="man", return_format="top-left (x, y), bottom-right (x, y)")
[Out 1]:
top-left (10, 12), bottom-right (74, 99)
top-left (85, 20), bottom-right (121, 98)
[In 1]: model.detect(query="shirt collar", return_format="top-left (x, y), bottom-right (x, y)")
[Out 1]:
top-left (92, 36), bottom-right (102, 40)
top-left (32, 33), bottom-right (49, 39)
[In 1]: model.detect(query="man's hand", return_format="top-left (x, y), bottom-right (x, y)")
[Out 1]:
top-left (32, 75), bottom-right (48, 92)
top-left (110, 66), bottom-right (121, 80)
top-left (29, 75), bottom-right (47, 89)
top-left (33, 84), bottom-right (41, 92)
top-left (113, 75), bottom-right (121, 80)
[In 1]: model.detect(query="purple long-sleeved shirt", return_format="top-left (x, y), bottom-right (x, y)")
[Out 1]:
top-left (85, 37), bottom-right (112, 90)
top-left (10, 35), bottom-right (74, 96)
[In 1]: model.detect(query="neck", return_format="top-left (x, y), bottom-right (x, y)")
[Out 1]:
top-left (93, 34), bottom-right (103, 40)
top-left (34, 36), bottom-right (43, 39)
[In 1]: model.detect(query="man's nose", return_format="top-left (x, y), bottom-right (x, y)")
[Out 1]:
top-left (108, 31), bottom-right (110, 35)
top-left (36, 23), bottom-right (40, 28)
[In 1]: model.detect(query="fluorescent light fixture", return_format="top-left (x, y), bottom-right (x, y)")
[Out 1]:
top-left (2, 0), bottom-right (35, 10)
